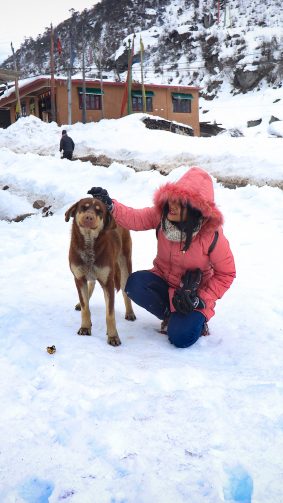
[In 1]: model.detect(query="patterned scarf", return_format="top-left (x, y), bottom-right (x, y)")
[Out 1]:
top-left (162, 218), bottom-right (186, 242)
top-left (161, 218), bottom-right (203, 246)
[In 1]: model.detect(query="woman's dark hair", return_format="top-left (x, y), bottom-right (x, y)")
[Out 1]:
top-left (162, 201), bottom-right (203, 252)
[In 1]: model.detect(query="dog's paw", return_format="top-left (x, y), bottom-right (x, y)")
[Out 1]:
top-left (75, 303), bottom-right (81, 311)
top-left (125, 312), bottom-right (136, 321)
top-left (107, 335), bottom-right (121, 346)
top-left (77, 327), bottom-right (91, 336)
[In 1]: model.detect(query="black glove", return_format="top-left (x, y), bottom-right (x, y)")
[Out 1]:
top-left (172, 268), bottom-right (205, 315)
top-left (87, 187), bottom-right (113, 211)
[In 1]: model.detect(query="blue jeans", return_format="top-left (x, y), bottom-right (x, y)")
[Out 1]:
top-left (125, 271), bottom-right (206, 348)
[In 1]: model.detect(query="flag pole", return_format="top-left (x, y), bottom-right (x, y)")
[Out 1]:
top-left (120, 35), bottom-right (134, 117)
top-left (140, 35), bottom-right (146, 112)
top-left (127, 35), bottom-right (135, 115)
top-left (98, 38), bottom-right (105, 119)
top-left (67, 8), bottom-right (75, 125)
top-left (217, 0), bottom-right (220, 24)
top-left (81, 24), bottom-right (87, 124)
top-left (127, 39), bottom-right (132, 115)
top-left (50, 24), bottom-right (56, 122)
top-left (10, 42), bottom-right (21, 119)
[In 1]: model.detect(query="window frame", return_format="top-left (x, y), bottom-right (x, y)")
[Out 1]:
top-left (132, 96), bottom-right (153, 112)
top-left (172, 97), bottom-right (192, 114)
top-left (79, 93), bottom-right (102, 110)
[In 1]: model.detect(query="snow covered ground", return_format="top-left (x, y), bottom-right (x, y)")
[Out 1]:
top-left (0, 91), bottom-right (283, 502)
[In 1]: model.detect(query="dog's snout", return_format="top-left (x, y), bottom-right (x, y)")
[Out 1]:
top-left (85, 213), bottom-right (94, 222)
top-left (80, 209), bottom-right (97, 229)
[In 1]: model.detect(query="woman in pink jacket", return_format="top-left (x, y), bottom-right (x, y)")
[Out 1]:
top-left (88, 167), bottom-right (236, 348)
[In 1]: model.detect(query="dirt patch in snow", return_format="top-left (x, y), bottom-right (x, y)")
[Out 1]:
top-left (77, 156), bottom-right (283, 190)
top-left (215, 175), bottom-right (283, 190)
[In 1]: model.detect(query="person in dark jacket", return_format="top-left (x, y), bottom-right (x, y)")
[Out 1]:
top-left (60, 130), bottom-right (75, 160)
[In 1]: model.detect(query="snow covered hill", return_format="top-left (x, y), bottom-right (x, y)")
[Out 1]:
top-left (1, 0), bottom-right (283, 99)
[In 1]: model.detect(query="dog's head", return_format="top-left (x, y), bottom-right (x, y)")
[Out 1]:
top-left (65, 197), bottom-right (116, 232)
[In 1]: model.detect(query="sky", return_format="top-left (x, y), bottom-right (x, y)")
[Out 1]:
top-left (0, 89), bottom-right (283, 502)
top-left (0, 0), bottom-right (101, 64)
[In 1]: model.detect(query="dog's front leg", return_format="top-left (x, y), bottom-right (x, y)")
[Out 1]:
top-left (75, 280), bottom-right (96, 311)
top-left (102, 280), bottom-right (121, 346)
top-left (75, 277), bottom-right (92, 335)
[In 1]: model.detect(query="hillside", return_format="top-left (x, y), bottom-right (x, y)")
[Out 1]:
top-left (1, 0), bottom-right (283, 99)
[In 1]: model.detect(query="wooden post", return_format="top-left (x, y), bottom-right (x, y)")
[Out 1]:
top-left (98, 39), bottom-right (105, 119)
top-left (10, 42), bottom-right (22, 119)
top-left (50, 24), bottom-right (56, 122)
top-left (140, 36), bottom-right (146, 112)
top-left (35, 96), bottom-right (39, 117)
top-left (81, 24), bottom-right (87, 124)
top-left (67, 70), bottom-right (72, 125)
top-left (217, 0), bottom-right (220, 24)
top-left (127, 38), bottom-right (134, 115)
top-left (68, 9), bottom-right (75, 125)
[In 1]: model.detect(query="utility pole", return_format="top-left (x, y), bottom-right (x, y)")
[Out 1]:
top-left (50, 24), bottom-right (56, 122)
top-left (10, 42), bottom-right (21, 119)
top-left (67, 8), bottom-right (75, 125)
top-left (81, 24), bottom-right (87, 124)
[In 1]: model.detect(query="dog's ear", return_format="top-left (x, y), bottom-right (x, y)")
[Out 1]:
top-left (104, 211), bottom-right (117, 230)
top-left (65, 202), bottom-right (78, 222)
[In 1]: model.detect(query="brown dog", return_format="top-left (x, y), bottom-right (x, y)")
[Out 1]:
top-left (65, 197), bottom-right (136, 346)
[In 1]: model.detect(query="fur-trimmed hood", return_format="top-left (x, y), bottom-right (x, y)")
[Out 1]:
top-left (153, 166), bottom-right (223, 234)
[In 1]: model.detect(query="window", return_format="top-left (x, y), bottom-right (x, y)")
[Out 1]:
top-left (79, 94), bottom-right (101, 110)
top-left (132, 96), bottom-right (153, 112)
top-left (78, 87), bottom-right (103, 110)
top-left (131, 90), bottom-right (154, 112)
top-left (172, 98), bottom-right (191, 113)
top-left (21, 102), bottom-right (27, 117)
top-left (172, 93), bottom-right (193, 113)
top-left (30, 99), bottom-right (35, 115)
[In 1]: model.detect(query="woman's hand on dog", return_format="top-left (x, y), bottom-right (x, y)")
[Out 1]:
top-left (87, 187), bottom-right (113, 211)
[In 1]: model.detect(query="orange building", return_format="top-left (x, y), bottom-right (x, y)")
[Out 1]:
top-left (0, 77), bottom-right (200, 136)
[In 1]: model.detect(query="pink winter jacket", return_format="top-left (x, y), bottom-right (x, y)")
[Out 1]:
top-left (112, 167), bottom-right (236, 321)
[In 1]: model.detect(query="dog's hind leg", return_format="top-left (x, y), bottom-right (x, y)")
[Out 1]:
top-left (119, 255), bottom-right (136, 321)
